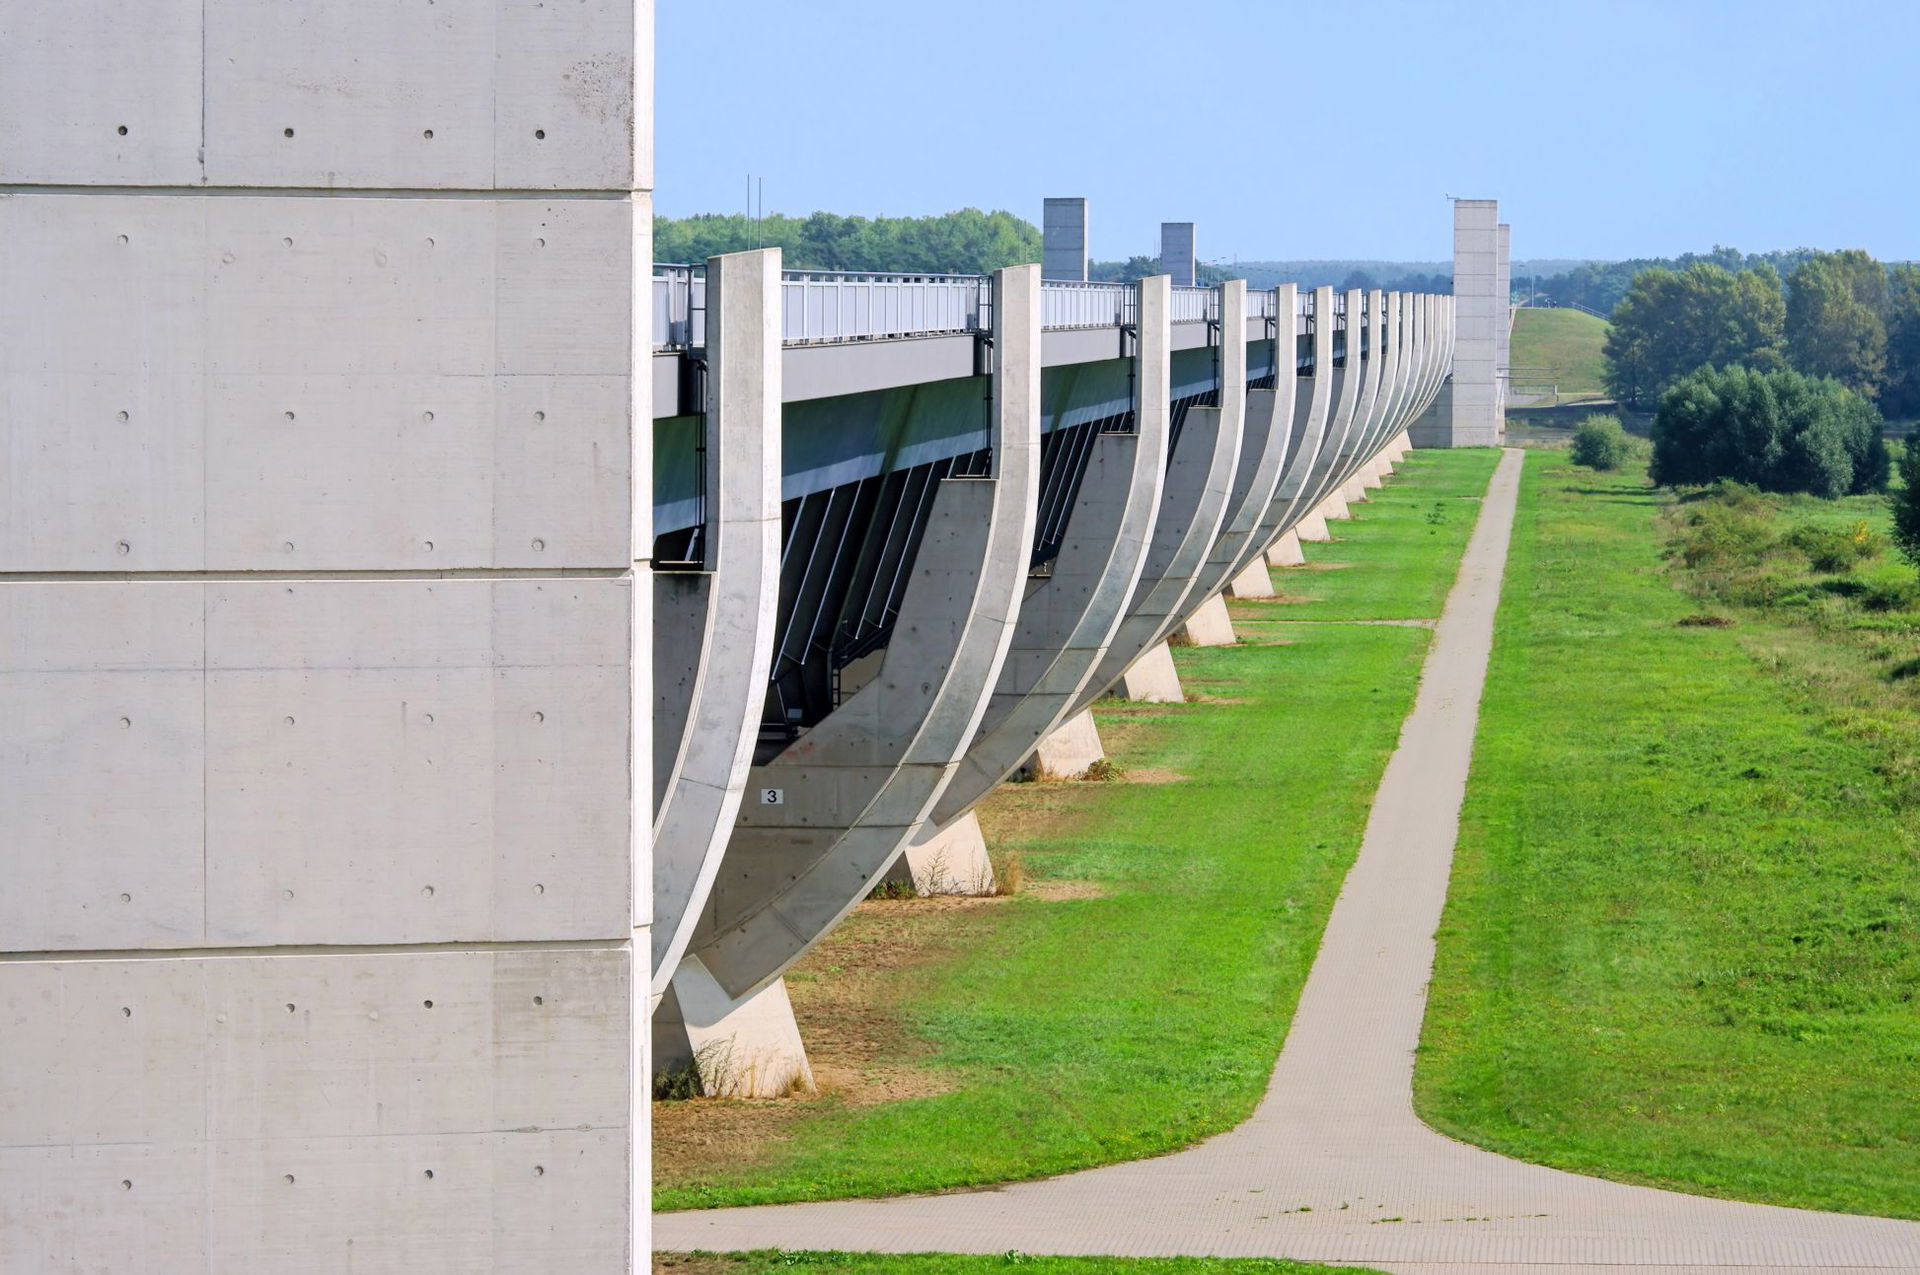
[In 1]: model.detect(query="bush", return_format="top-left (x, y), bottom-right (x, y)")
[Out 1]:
top-left (1889, 441), bottom-right (1920, 569)
top-left (1650, 365), bottom-right (1888, 497)
top-left (1570, 415), bottom-right (1631, 470)
top-left (1785, 521), bottom-right (1883, 573)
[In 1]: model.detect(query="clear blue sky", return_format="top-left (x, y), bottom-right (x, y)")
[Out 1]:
top-left (656, 0), bottom-right (1920, 266)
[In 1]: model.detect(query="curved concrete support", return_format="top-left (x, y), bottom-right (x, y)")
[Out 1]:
top-left (653, 953), bottom-right (814, 1099)
top-left (650, 248), bottom-right (783, 995)
top-left (687, 263), bottom-right (1043, 1001)
top-left (1336, 290), bottom-right (1392, 503)
top-left (1260, 285), bottom-right (1336, 550)
top-left (1077, 278), bottom-right (1243, 707)
top-left (1288, 289), bottom-right (1368, 534)
top-left (896, 309), bottom-right (1171, 891)
top-left (1181, 282), bottom-right (1295, 610)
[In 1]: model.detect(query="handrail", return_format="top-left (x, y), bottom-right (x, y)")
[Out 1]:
top-left (651, 265), bottom-right (1449, 352)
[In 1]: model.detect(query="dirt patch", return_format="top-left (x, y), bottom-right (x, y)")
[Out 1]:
top-left (1187, 694), bottom-right (1253, 705)
top-left (1123, 766), bottom-right (1190, 784)
top-left (1025, 879), bottom-right (1110, 901)
top-left (1284, 561), bottom-right (1354, 571)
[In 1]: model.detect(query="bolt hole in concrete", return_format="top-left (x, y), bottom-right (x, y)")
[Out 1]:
top-left (283, 410), bottom-right (295, 421)
top-left (119, 892), bottom-right (131, 903)
top-left (531, 537), bottom-right (545, 551)
top-left (535, 237), bottom-right (546, 248)
top-left (116, 234), bottom-right (128, 244)
top-left (422, 410), bottom-right (434, 422)
top-left (422, 713), bottom-right (434, 724)
top-left (120, 1180), bottom-right (131, 1191)
top-left (282, 541), bottom-right (294, 552)
top-left (116, 409), bottom-right (128, 421)
top-left (118, 717), bottom-right (130, 729)
top-left (423, 1000), bottom-right (434, 1009)
top-left (425, 237), bottom-right (435, 247)
top-left (422, 540), bottom-right (434, 552)
top-left (116, 124), bottom-right (127, 135)
top-left (423, 128), bottom-right (434, 139)
top-left (281, 889), bottom-right (293, 900)
top-left (284, 716), bottom-right (295, 726)
top-left (282, 127), bottom-right (294, 138)
top-left (423, 1169), bottom-right (434, 1181)
top-left (533, 410), bottom-right (545, 421)
top-left (115, 540), bottom-right (130, 555)
top-left (120, 1007), bottom-right (131, 1018)
top-left (533, 882), bottom-right (545, 895)
top-left (532, 996), bottom-right (543, 1006)
top-left (534, 128), bottom-right (545, 139)
top-left (532, 711), bottom-right (544, 723)
top-left (283, 1175), bottom-right (295, 1186)
top-left (284, 1003), bottom-right (295, 1013)
top-left (533, 1165), bottom-right (545, 1177)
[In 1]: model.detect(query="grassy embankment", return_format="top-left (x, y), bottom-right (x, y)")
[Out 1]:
top-left (1509, 307), bottom-right (1609, 403)
top-left (654, 449), bottom-right (1502, 1212)
top-left (657, 1254), bottom-right (1381, 1275)
top-left (1418, 450), bottom-right (1920, 1218)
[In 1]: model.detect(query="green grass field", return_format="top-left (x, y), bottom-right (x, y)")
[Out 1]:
top-left (1509, 308), bottom-right (1609, 400)
top-left (654, 450), bottom-right (1502, 1212)
top-left (1416, 451), bottom-right (1920, 1218)
top-left (657, 1253), bottom-right (1381, 1275)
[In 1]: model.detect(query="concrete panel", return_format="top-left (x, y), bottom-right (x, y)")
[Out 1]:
top-left (200, 0), bottom-right (636, 190)
top-left (0, 194), bottom-right (634, 572)
top-left (202, 580), bottom-right (630, 947)
top-left (0, 948), bottom-right (632, 1274)
top-left (0, 0), bottom-right (205, 185)
top-left (0, 584), bottom-right (207, 952)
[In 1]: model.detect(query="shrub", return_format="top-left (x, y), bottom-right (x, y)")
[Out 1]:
top-left (1785, 521), bottom-right (1883, 573)
top-left (1650, 365), bottom-right (1887, 497)
top-left (1889, 441), bottom-right (1920, 569)
top-left (1570, 415), bottom-right (1631, 470)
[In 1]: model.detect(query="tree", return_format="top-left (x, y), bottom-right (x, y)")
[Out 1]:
top-left (653, 208), bottom-right (1042, 275)
top-left (1786, 249), bottom-right (1888, 396)
top-left (1650, 365), bottom-right (1886, 497)
top-left (1889, 443), bottom-right (1920, 568)
top-left (1603, 264), bottom-right (1785, 408)
top-left (1882, 265), bottom-right (1920, 422)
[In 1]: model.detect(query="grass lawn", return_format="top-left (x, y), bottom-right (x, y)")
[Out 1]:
top-left (1416, 450), bottom-right (1920, 1219)
top-left (653, 448), bottom-right (1503, 1211)
top-left (1236, 451), bottom-right (1500, 622)
top-left (1509, 308), bottom-right (1609, 401)
top-left (656, 1254), bottom-right (1380, 1274)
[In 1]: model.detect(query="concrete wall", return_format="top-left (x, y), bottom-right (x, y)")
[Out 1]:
top-left (0, 3), bottom-right (652, 1269)
top-left (1427, 197), bottom-right (1504, 447)
top-left (1043, 197), bottom-right (1089, 282)
top-left (1160, 222), bottom-right (1197, 287)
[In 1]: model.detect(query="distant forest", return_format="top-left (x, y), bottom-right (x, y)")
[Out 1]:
top-left (653, 212), bottom-right (1895, 329)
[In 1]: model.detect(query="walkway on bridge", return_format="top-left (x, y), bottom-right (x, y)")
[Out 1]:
top-left (658, 449), bottom-right (1920, 1274)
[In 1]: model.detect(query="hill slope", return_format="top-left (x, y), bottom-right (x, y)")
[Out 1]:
top-left (1510, 307), bottom-right (1610, 401)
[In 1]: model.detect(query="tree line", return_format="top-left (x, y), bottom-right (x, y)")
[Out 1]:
top-left (1603, 249), bottom-right (1920, 422)
top-left (654, 209), bottom-right (1041, 276)
top-left (1527, 246), bottom-right (1819, 316)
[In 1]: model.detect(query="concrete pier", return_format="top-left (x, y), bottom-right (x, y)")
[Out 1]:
top-left (0, 4), bottom-right (653, 1267)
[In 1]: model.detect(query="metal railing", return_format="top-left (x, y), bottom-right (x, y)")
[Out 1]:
top-left (652, 266), bottom-right (1443, 352)
top-left (1040, 280), bottom-right (1134, 331)
top-left (1169, 285), bottom-right (1216, 325)
top-left (782, 269), bottom-right (991, 346)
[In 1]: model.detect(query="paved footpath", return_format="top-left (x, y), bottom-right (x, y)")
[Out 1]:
top-left (659, 449), bottom-right (1920, 1274)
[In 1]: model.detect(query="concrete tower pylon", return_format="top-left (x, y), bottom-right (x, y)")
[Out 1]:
top-left (0, 2), bottom-right (655, 1266)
